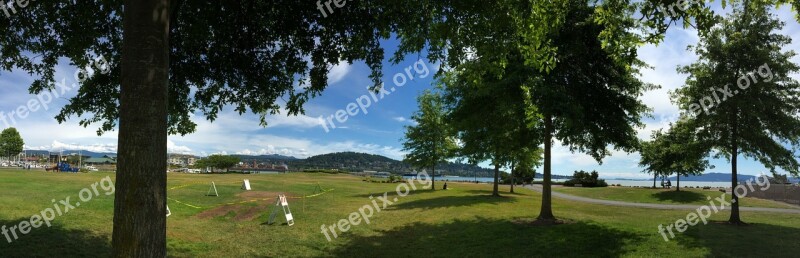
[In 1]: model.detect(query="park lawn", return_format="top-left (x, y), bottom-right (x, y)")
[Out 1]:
top-left (0, 169), bottom-right (798, 257)
top-left (552, 185), bottom-right (799, 209)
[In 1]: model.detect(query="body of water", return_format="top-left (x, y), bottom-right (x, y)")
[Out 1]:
top-left (604, 180), bottom-right (732, 188)
top-left (404, 175), bottom-right (733, 187)
top-left (403, 175), bottom-right (570, 183)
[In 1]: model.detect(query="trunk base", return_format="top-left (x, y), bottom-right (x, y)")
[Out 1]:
top-left (727, 219), bottom-right (748, 226)
top-left (532, 217), bottom-right (564, 226)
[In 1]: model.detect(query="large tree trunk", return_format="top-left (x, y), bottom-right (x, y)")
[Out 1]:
top-left (492, 163), bottom-right (500, 196)
top-left (677, 174), bottom-right (680, 191)
top-left (112, 0), bottom-right (170, 256)
top-left (538, 114), bottom-right (555, 221)
top-left (729, 119), bottom-right (742, 224)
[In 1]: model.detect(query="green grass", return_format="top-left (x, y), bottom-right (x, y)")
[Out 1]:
top-left (1, 168), bottom-right (799, 257)
top-left (552, 186), bottom-right (800, 209)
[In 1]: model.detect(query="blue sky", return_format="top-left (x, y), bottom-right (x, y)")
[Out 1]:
top-left (1, 5), bottom-right (799, 179)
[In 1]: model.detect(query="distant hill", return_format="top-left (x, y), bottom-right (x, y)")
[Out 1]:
top-left (231, 154), bottom-right (296, 161)
top-left (260, 151), bottom-right (498, 177)
top-left (23, 149), bottom-right (116, 158)
top-left (668, 172), bottom-right (799, 183)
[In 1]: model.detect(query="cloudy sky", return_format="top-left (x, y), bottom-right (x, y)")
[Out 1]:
top-left (1, 5), bottom-right (798, 179)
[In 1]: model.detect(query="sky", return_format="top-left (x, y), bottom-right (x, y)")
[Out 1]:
top-left (1, 5), bottom-right (799, 179)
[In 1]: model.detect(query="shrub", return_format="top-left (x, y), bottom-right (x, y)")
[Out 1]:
top-left (563, 170), bottom-right (608, 187)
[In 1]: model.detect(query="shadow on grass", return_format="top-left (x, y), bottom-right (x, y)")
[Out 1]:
top-left (651, 190), bottom-right (705, 203)
top-left (391, 195), bottom-right (515, 210)
top-left (676, 221), bottom-right (800, 257)
top-left (349, 189), bottom-right (439, 199)
top-left (465, 189), bottom-right (527, 196)
top-left (329, 217), bottom-right (642, 257)
top-left (0, 219), bottom-right (111, 257)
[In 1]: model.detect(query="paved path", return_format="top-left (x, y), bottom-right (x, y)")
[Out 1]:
top-left (523, 185), bottom-right (800, 214)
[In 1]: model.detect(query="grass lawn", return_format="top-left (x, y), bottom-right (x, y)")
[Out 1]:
top-left (552, 185), bottom-right (800, 209)
top-left (1, 168), bottom-right (799, 257)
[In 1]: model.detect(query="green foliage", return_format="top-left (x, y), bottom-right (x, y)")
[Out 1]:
top-left (563, 170), bottom-right (608, 187)
top-left (196, 155), bottom-right (240, 171)
top-left (0, 128), bottom-right (24, 157)
top-left (402, 90), bottom-right (457, 172)
top-left (639, 121), bottom-right (712, 180)
top-left (674, 3), bottom-right (800, 176)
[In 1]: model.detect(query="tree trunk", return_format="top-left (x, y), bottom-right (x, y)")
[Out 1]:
top-left (653, 173), bottom-right (657, 188)
top-left (492, 163), bottom-right (500, 196)
top-left (112, 0), bottom-right (170, 256)
top-left (677, 174), bottom-right (680, 191)
top-left (538, 114), bottom-right (555, 221)
top-left (729, 118), bottom-right (742, 224)
top-left (510, 166), bottom-right (515, 193)
top-left (431, 165), bottom-right (435, 190)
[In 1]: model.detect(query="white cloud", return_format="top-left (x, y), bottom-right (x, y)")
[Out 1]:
top-left (393, 116), bottom-right (407, 122)
top-left (167, 140), bottom-right (192, 154)
top-left (25, 140), bottom-right (117, 153)
top-left (328, 62), bottom-right (352, 84)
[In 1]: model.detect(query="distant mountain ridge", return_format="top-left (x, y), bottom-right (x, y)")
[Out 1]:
top-left (668, 172), bottom-right (800, 183)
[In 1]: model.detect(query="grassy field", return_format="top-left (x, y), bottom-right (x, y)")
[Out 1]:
top-left (1, 169), bottom-right (799, 257)
top-left (552, 186), bottom-right (799, 209)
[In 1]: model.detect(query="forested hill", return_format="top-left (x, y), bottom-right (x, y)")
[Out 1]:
top-left (240, 151), bottom-right (496, 177)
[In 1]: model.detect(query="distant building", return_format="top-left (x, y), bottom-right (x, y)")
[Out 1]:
top-left (168, 154), bottom-right (198, 167)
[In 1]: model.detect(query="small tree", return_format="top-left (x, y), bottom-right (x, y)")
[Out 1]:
top-left (639, 121), bottom-right (710, 191)
top-left (198, 155), bottom-right (240, 172)
top-left (402, 90), bottom-right (457, 190)
top-left (0, 128), bottom-right (24, 160)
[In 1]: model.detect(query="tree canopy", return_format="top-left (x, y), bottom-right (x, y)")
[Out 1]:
top-left (674, 2), bottom-right (800, 223)
top-left (402, 89), bottom-right (457, 190)
top-left (639, 121), bottom-right (712, 191)
top-left (0, 128), bottom-right (24, 158)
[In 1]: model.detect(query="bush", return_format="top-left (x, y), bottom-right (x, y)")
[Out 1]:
top-left (563, 170), bottom-right (608, 187)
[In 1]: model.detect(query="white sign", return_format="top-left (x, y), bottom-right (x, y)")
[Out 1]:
top-left (242, 179), bottom-right (251, 191)
top-left (268, 194), bottom-right (294, 226)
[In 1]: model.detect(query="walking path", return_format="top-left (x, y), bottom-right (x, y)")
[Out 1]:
top-left (523, 185), bottom-right (800, 214)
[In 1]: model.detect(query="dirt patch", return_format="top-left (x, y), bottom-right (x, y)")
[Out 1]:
top-left (233, 204), bottom-right (269, 221)
top-left (195, 205), bottom-right (240, 220)
top-left (194, 191), bottom-right (291, 221)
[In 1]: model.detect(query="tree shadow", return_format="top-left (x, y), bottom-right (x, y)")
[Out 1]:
top-left (0, 218), bottom-right (111, 257)
top-left (676, 221), bottom-right (800, 257)
top-left (465, 189), bottom-right (527, 196)
top-left (391, 195), bottom-right (515, 210)
top-left (651, 190), bottom-right (705, 203)
top-left (329, 217), bottom-right (642, 257)
top-left (348, 189), bottom-right (439, 199)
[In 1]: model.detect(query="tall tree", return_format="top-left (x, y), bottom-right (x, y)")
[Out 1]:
top-left (442, 53), bottom-right (540, 197)
top-left (0, 1), bottom-right (414, 255)
top-left (402, 90), bottom-right (457, 190)
top-left (639, 121), bottom-right (711, 191)
top-left (521, 3), bottom-right (652, 222)
top-left (0, 128), bottom-right (24, 159)
top-left (401, 0), bottom-right (652, 222)
top-left (675, 2), bottom-right (800, 224)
